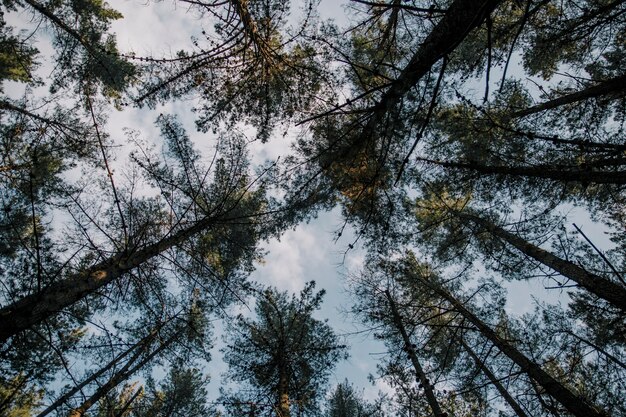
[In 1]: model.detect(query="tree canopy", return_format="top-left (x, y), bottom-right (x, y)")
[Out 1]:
top-left (1, 0), bottom-right (625, 415)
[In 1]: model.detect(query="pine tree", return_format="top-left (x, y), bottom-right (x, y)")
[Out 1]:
top-left (222, 282), bottom-right (347, 417)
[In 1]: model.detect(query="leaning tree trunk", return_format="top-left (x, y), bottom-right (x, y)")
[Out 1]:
top-left (67, 332), bottom-right (176, 417)
top-left (412, 273), bottom-right (607, 417)
top-left (454, 210), bottom-right (626, 312)
top-left (36, 316), bottom-right (177, 417)
top-left (0, 213), bottom-right (223, 343)
top-left (355, 0), bottom-right (503, 145)
top-left (384, 290), bottom-right (445, 417)
top-left (38, 336), bottom-right (151, 417)
top-left (512, 73), bottom-right (626, 118)
top-left (459, 338), bottom-right (530, 417)
top-left (230, 0), bottom-right (276, 62)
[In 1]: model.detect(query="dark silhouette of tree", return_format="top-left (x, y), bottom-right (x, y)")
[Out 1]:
top-left (326, 379), bottom-right (384, 417)
top-left (222, 282), bottom-right (347, 417)
top-left (2, 0), bottom-right (626, 414)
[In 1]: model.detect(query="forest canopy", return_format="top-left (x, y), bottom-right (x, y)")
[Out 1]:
top-left (0, 0), bottom-right (625, 415)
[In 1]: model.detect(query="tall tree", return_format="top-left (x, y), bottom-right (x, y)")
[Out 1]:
top-left (128, 366), bottom-right (212, 417)
top-left (392, 253), bottom-right (608, 417)
top-left (222, 282), bottom-right (347, 417)
top-left (326, 380), bottom-right (384, 417)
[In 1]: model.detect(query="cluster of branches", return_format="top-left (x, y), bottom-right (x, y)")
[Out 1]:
top-left (1, 0), bottom-right (625, 415)
top-left (304, 0), bottom-right (625, 415)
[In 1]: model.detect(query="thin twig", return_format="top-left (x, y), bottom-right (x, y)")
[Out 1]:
top-left (86, 93), bottom-right (128, 247)
top-left (572, 223), bottom-right (626, 286)
top-left (395, 56), bottom-right (448, 184)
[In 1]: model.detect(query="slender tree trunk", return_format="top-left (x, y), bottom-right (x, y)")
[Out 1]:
top-left (412, 274), bottom-right (607, 417)
top-left (67, 333), bottom-right (176, 417)
top-left (384, 290), bottom-right (445, 417)
top-left (459, 338), bottom-right (530, 417)
top-left (417, 157), bottom-right (626, 184)
top-left (36, 320), bottom-right (171, 417)
top-left (113, 385), bottom-right (143, 417)
top-left (230, 0), bottom-right (274, 62)
top-left (455, 210), bottom-right (626, 311)
top-left (21, 0), bottom-right (103, 60)
top-left (0, 214), bottom-right (220, 342)
top-left (512, 73), bottom-right (626, 118)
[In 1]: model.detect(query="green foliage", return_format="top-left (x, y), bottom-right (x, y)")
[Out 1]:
top-left (0, 374), bottom-right (43, 417)
top-left (1, 0), bottom-right (626, 416)
top-left (130, 367), bottom-right (212, 417)
top-left (0, 23), bottom-right (38, 86)
top-left (326, 379), bottom-right (384, 417)
top-left (222, 282), bottom-right (347, 416)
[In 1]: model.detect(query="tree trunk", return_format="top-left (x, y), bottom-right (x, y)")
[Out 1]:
top-left (0, 214), bottom-right (221, 342)
top-left (455, 210), bottom-right (626, 311)
top-left (459, 338), bottom-right (530, 417)
top-left (230, 0), bottom-right (275, 62)
top-left (277, 372), bottom-right (290, 417)
top-left (512, 73), bottom-right (626, 118)
top-left (384, 290), bottom-right (445, 417)
top-left (113, 385), bottom-right (143, 417)
top-left (357, 0), bottom-right (503, 142)
top-left (21, 0), bottom-right (102, 59)
top-left (412, 274), bottom-right (607, 417)
top-left (417, 157), bottom-right (626, 184)
top-left (36, 320), bottom-right (171, 417)
top-left (67, 332), bottom-right (176, 417)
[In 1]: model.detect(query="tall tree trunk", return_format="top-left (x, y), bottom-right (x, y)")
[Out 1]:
top-left (67, 332), bottom-right (176, 417)
top-left (384, 290), bottom-right (445, 417)
top-left (512, 73), bottom-right (626, 118)
top-left (459, 338), bottom-right (530, 417)
top-left (36, 318), bottom-right (173, 417)
top-left (412, 273), bottom-right (607, 417)
top-left (416, 157), bottom-right (626, 184)
top-left (0, 213), bottom-right (222, 342)
top-left (356, 0), bottom-right (503, 143)
top-left (455, 210), bottom-right (626, 311)
top-left (230, 0), bottom-right (275, 62)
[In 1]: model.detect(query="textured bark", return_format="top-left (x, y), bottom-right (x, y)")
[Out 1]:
top-left (230, 0), bottom-right (275, 62)
top-left (0, 214), bottom-right (219, 342)
top-left (277, 372), bottom-right (291, 417)
top-left (513, 74), bottom-right (626, 118)
top-left (414, 275), bottom-right (607, 417)
top-left (418, 157), bottom-right (626, 184)
top-left (459, 338), bottom-right (530, 417)
top-left (456, 211), bottom-right (626, 312)
top-left (384, 290), bottom-right (445, 417)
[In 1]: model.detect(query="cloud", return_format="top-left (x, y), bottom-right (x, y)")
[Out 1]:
top-left (252, 219), bottom-right (325, 293)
